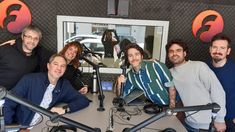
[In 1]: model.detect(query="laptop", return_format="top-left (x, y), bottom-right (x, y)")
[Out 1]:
top-left (101, 81), bottom-right (113, 91)
top-left (123, 89), bottom-right (145, 105)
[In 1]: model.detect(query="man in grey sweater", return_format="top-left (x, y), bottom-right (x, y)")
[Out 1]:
top-left (165, 39), bottom-right (226, 132)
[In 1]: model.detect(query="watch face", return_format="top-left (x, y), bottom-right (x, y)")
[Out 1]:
top-left (66, 107), bottom-right (70, 113)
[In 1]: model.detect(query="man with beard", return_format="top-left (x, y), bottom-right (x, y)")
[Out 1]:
top-left (165, 39), bottom-right (226, 132)
top-left (0, 25), bottom-right (42, 90)
top-left (208, 33), bottom-right (235, 132)
top-left (116, 44), bottom-right (176, 108)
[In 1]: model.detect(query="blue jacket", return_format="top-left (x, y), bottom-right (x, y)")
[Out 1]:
top-left (4, 72), bottom-right (90, 126)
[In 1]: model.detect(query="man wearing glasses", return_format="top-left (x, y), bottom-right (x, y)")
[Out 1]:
top-left (0, 25), bottom-right (43, 90)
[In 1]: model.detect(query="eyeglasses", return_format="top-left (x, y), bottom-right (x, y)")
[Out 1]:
top-left (23, 35), bottom-right (39, 42)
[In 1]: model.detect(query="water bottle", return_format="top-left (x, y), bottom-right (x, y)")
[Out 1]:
top-left (92, 69), bottom-right (98, 93)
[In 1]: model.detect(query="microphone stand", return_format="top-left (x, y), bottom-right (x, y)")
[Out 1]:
top-left (208, 106), bottom-right (220, 132)
top-left (209, 114), bottom-right (216, 132)
top-left (0, 87), bottom-right (101, 132)
top-left (112, 65), bottom-right (126, 112)
top-left (79, 53), bottom-right (105, 111)
top-left (0, 106), bottom-right (4, 132)
top-left (81, 44), bottom-right (102, 58)
top-left (123, 103), bottom-right (220, 132)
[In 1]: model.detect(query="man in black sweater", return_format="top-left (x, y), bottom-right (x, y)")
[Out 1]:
top-left (0, 25), bottom-right (43, 90)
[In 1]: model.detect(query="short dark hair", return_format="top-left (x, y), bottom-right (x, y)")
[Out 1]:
top-left (124, 43), bottom-right (145, 67)
top-left (211, 33), bottom-right (231, 48)
top-left (48, 54), bottom-right (67, 64)
top-left (165, 39), bottom-right (188, 54)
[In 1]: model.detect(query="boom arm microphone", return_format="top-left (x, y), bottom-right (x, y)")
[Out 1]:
top-left (112, 65), bottom-right (126, 111)
top-left (120, 65), bottom-right (127, 98)
top-left (167, 103), bottom-right (220, 115)
top-left (123, 103), bottom-right (220, 132)
top-left (81, 44), bottom-right (101, 58)
top-left (0, 86), bottom-right (101, 132)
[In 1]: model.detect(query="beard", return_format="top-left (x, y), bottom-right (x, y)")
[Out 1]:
top-left (169, 55), bottom-right (185, 65)
top-left (212, 57), bottom-right (222, 63)
top-left (212, 53), bottom-right (223, 63)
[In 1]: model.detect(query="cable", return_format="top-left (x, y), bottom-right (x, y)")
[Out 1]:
top-left (114, 106), bottom-right (142, 121)
top-left (40, 119), bottom-right (60, 132)
top-left (113, 113), bottom-right (162, 131)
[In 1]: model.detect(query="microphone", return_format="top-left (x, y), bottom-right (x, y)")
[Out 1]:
top-left (168, 103), bottom-right (220, 115)
top-left (81, 44), bottom-right (101, 58)
top-left (123, 103), bottom-right (221, 132)
top-left (120, 65), bottom-right (127, 97)
top-left (211, 103), bottom-right (220, 113)
top-left (0, 86), bottom-right (101, 132)
top-left (112, 65), bottom-right (126, 111)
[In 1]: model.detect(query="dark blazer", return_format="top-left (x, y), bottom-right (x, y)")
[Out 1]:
top-left (4, 72), bottom-right (90, 126)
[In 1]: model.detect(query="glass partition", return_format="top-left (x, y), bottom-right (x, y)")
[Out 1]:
top-left (57, 16), bottom-right (169, 73)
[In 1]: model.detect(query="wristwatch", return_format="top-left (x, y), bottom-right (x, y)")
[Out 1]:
top-left (63, 106), bottom-right (70, 113)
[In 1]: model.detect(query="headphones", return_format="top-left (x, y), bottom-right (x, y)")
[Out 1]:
top-left (49, 125), bottom-right (77, 132)
top-left (161, 128), bottom-right (176, 132)
top-left (143, 104), bottom-right (163, 114)
top-left (112, 97), bottom-right (125, 107)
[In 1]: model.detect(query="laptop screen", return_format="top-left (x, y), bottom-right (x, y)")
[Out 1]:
top-left (101, 81), bottom-right (113, 91)
top-left (123, 89), bottom-right (144, 104)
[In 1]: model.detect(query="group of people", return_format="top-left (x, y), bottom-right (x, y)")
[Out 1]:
top-left (0, 25), bottom-right (90, 127)
top-left (116, 33), bottom-right (235, 132)
top-left (0, 24), bottom-right (234, 132)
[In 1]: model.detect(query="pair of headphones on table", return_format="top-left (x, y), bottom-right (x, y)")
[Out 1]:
top-left (143, 103), bottom-right (164, 114)
top-left (50, 125), bottom-right (77, 132)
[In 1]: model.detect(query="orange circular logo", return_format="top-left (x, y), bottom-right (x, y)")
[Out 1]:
top-left (192, 10), bottom-right (224, 43)
top-left (0, 0), bottom-right (32, 34)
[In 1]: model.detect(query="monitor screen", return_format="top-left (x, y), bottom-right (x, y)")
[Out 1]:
top-left (101, 81), bottom-right (113, 91)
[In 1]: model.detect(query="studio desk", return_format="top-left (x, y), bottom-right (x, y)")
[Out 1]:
top-left (32, 92), bottom-right (186, 132)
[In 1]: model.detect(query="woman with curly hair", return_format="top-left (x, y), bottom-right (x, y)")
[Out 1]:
top-left (59, 41), bottom-right (88, 94)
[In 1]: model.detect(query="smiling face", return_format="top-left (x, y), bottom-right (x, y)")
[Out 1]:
top-left (21, 30), bottom-right (40, 53)
top-left (168, 43), bottom-right (186, 67)
top-left (64, 45), bottom-right (78, 63)
top-left (47, 56), bottom-right (67, 82)
top-left (127, 48), bottom-right (143, 71)
top-left (210, 39), bottom-right (231, 63)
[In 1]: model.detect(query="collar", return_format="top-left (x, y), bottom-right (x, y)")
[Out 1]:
top-left (43, 72), bottom-right (63, 93)
top-left (131, 61), bottom-right (146, 73)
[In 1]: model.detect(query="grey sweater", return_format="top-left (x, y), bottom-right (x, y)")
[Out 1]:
top-left (170, 60), bottom-right (226, 129)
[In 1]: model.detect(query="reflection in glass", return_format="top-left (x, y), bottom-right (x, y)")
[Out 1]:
top-left (57, 16), bottom-right (169, 69)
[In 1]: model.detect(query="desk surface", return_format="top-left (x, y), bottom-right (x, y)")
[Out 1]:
top-left (32, 92), bottom-right (186, 132)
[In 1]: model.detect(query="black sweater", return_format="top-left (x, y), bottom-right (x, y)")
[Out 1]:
top-left (62, 64), bottom-right (85, 91)
top-left (0, 39), bottom-right (38, 90)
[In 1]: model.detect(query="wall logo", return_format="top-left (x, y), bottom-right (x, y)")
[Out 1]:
top-left (192, 10), bottom-right (224, 43)
top-left (0, 0), bottom-right (32, 34)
